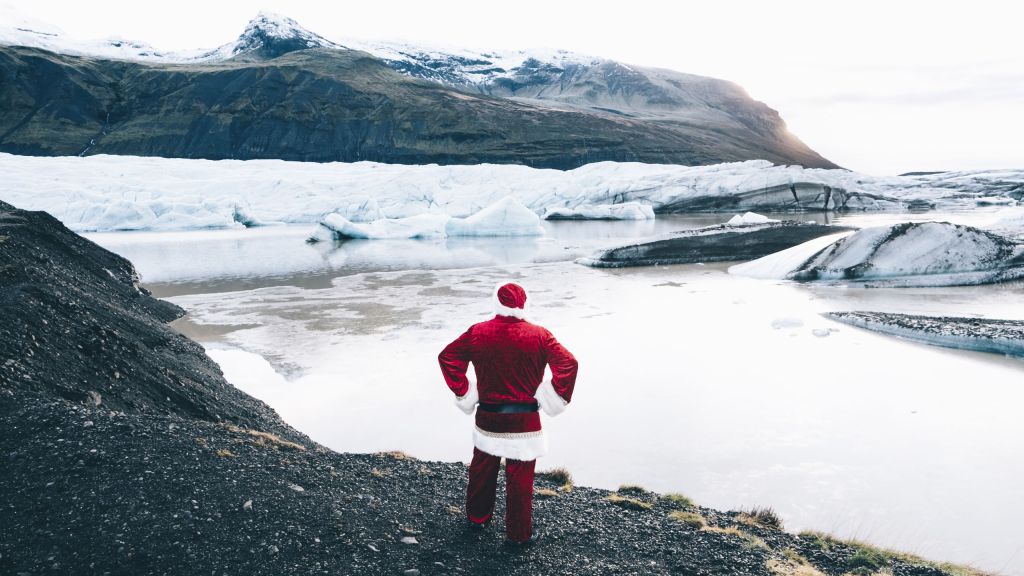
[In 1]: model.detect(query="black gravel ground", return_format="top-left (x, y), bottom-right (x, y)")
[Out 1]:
top-left (0, 201), bottom-right (989, 576)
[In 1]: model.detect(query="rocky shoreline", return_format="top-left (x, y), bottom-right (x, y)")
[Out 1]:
top-left (828, 311), bottom-right (1024, 359)
top-left (0, 201), bottom-right (989, 575)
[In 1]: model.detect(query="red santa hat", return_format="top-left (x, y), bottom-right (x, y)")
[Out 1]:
top-left (494, 282), bottom-right (529, 319)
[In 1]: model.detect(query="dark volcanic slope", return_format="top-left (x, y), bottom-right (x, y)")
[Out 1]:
top-left (0, 201), bottom-right (979, 575)
top-left (0, 45), bottom-right (835, 169)
top-left (0, 200), bottom-right (290, 430)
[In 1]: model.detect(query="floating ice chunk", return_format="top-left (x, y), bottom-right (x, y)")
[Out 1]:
top-left (316, 212), bottom-right (450, 240)
top-left (444, 196), bottom-right (544, 237)
top-left (726, 212), bottom-right (777, 226)
top-left (544, 202), bottom-right (655, 221)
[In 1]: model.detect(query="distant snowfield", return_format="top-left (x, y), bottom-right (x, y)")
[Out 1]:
top-left (1, 153), bottom-right (1021, 233)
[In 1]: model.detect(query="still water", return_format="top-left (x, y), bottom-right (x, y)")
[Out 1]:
top-left (88, 209), bottom-right (1024, 574)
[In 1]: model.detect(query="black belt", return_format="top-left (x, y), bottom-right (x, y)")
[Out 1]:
top-left (478, 402), bottom-right (539, 414)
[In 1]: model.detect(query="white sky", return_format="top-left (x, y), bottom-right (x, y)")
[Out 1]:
top-left (4, 0), bottom-right (1023, 175)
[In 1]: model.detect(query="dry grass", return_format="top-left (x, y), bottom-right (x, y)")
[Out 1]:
top-left (799, 532), bottom-right (991, 576)
top-left (736, 506), bottom-right (784, 531)
top-left (662, 493), bottom-right (694, 508)
top-left (766, 557), bottom-right (825, 576)
top-left (617, 484), bottom-right (649, 494)
top-left (378, 450), bottom-right (415, 460)
top-left (370, 468), bottom-right (388, 478)
top-left (534, 488), bottom-right (560, 499)
top-left (538, 467), bottom-right (574, 491)
top-left (605, 493), bottom-right (654, 511)
top-left (705, 526), bottom-right (768, 550)
top-left (215, 449), bottom-right (236, 458)
top-left (446, 505), bottom-right (461, 516)
top-left (223, 424), bottom-right (306, 452)
top-left (668, 510), bottom-right (706, 529)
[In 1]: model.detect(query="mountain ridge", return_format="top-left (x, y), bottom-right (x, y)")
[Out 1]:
top-left (0, 11), bottom-right (837, 169)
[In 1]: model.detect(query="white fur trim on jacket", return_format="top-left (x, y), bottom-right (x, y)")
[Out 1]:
top-left (493, 282), bottom-right (529, 319)
top-left (536, 379), bottom-right (569, 417)
top-left (454, 381), bottom-right (478, 415)
top-left (473, 427), bottom-right (548, 461)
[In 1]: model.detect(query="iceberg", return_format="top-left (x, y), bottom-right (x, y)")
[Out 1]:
top-left (543, 203), bottom-right (655, 221)
top-left (731, 222), bottom-right (1024, 287)
top-left (444, 196), bottom-right (545, 237)
top-left (310, 196), bottom-right (544, 241)
top-left (1, 153), bottom-right (1022, 232)
top-left (726, 212), bottom-right (777, 226)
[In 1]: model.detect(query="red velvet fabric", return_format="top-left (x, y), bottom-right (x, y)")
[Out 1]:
top-left (466, 448), bottom-right (536, 542)
top-left (438, 316), bottom-right (578, 406)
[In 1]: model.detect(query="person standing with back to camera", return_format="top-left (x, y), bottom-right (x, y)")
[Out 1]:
top-left (437, 282), bottom-right (578, 546)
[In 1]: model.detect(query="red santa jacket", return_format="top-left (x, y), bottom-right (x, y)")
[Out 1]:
top-left (438, 314), bottom-right (578, 460)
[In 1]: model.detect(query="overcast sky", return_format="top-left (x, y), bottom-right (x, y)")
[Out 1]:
top-left (4, 0), bottom-right (1022, 175)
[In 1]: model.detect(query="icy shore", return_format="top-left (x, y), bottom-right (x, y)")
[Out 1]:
top-left (1, 153), bottom-right (1021, 232)
top-left (828, 311), bottom-right (1024, 358)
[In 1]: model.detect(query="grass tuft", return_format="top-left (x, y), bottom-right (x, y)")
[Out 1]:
top-left (534, 488), bottom-right (559, 499)
top-left (798, 531), bottom-right (990, 576)
top-left (216, 449), bottom-right (236, 458)
top-left (617, 484), bottom-right (649, 495)
top-left (735, 506), bottom-right (784, 531)
top-left (605, 493), bottom-right (654, 511)
top-left (662, 493), bottom-right (695, 508)
top-left (378, 450), bottom-right (415, 460)
top-left (668, 510), bottom-right (706, 529)
top-left (370, 468), bottom-right (387, 478)
top-left (538, 467), bottom-right (573, 489)
top-left (705, 525), bottom-right (768, 550)
top-left (223, 424), bottom-right (306, 452)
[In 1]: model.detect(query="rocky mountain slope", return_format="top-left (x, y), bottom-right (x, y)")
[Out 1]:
top-left (0, 200), bottom-right (988, 575)
top-left (0, 12), bottom-right (836, 169)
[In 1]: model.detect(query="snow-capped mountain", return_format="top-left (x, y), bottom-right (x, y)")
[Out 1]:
top-left (0, 9), bottom-right (836, 169)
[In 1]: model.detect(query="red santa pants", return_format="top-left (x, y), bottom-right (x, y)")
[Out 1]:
top-left (466, 447), bottom-right (536, 542)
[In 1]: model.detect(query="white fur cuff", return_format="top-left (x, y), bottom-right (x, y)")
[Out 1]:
top-left (536, 379), bottom-right (569, 417)
top-left (473, 427), bottom-right (548, 461)
top-left (454, 381), bottom-right (479, 415)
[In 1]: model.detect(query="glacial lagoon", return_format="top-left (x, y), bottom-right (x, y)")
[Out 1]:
top-left (88, 209), bottom-right (1024, 574)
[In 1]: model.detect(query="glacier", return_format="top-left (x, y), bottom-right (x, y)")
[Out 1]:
top-left (730, 222), bottom-right (1024, 287)
top-left (1, 153), bottom-right (1022, 233)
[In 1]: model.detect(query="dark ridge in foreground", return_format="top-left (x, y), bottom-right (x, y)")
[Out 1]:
top-left (0, 201), bottom-right (986, 575)
top-left (828, 311), bottom-right (1024, 359)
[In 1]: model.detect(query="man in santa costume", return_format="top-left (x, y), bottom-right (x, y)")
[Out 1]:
top-left (438, 282), bottom-right (578, 545)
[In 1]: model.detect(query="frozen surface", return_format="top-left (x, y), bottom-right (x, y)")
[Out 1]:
top-left (731, 222), bottom-right (1024, 287)
top-left (3, 153), bottom-right (1023, 232)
